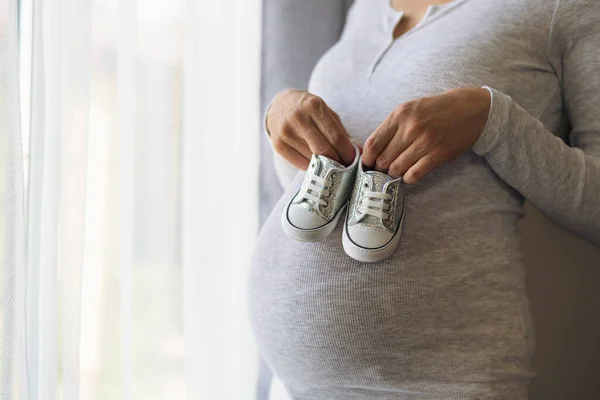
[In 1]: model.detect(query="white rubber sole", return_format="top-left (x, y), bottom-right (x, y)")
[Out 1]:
top-left (342, 209), bottom-right (404, 263)
top-left (281, 204), bottom-right (347, 242)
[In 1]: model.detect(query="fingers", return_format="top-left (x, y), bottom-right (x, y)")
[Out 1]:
top-left (362, 114), bottom-right (399, 167)
top-left (372, 129), bottom-right (412, 172)
top-left (302, 120), bottom-right (342, 163)
top-left (271, 90), bottom-right (356, 167)
top-left (311, 108), bottom-right (356, 166)
top-left (402, 150), bottom-right (447, 184)
top-left (273, 141), bottom-right (311, 170)
top-left (280, 131), bottom-right (312, 160)
top-left (387, 136), bottom-right (431, 178)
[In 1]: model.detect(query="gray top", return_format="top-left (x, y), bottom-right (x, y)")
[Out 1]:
top-left (247, 0), bottom-right (600, 398)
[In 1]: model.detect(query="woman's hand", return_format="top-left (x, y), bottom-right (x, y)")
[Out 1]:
top-left (266, 89), bottom-right (356, 170)
top-left (362, 88), bottom-right (492, 184)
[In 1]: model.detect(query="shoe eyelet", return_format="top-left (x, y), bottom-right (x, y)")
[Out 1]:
top-left (363, 183), bottom-right (368, 188)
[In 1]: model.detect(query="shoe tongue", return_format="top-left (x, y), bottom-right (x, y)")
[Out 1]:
top-left (315, 155), bottom-right (344, 176)
top-left (298, 155), bottom-right (343, 210)
top-left (365, 170), bottom-right (393, 192)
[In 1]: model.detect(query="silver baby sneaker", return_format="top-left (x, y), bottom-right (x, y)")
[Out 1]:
top-left (342, 161), bottom-right (406, 262)
top-left (281, 144), bottom-right (360, 242)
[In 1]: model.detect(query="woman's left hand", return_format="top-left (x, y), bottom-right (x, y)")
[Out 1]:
top-left (362, 87), bottom-right (491, 184)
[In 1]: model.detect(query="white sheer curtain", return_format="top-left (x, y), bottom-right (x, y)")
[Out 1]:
top-left (1, 0), bottom-right (261, 398)
top-left (1, 0), bottom-right (28, 398)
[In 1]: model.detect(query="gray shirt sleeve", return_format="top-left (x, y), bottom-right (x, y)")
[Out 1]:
top-left (473, 0), bottom-right (600, 247)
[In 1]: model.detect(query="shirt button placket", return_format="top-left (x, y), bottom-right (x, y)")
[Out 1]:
top-left (369, 11), bottom-right (403, 79)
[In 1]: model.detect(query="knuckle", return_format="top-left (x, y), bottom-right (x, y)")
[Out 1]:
top-left (388, 165), bottom-right (402, 178)
top-left (279, 123), bottom-right (293, 138)
top-left (395, 102), bottom-right (411, 117)
top-left (375, 155), bottom-right (390, 170)
top-left (393, 105), bottom-right (405, 118)
top-left (310, 96), bottom-right (324, 110)
top-left (389, 159), bottom-right (408, 177)
top-left (328, 130), bottom-right (343, 145)
top-left (272, 138), bottom-right (285, 154)
top-left (363, 137), bottom-right (378, 153)
top-left (301, 94), bottom-right (323, 111)
top-left (404, 168), bottom-right (420, 182)
top-left (289, 108), bottom-right (305, 122)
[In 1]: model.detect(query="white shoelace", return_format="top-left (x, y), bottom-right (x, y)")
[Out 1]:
top-left (299, 172), bottom-right (331, 206)
top-left (358, 190), bottom-right (392, 219)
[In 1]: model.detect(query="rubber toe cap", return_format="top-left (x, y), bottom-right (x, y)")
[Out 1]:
top-left (287, 205), bottom-right (328, 230)
top-left (346, 224), bottom-right (394, 249)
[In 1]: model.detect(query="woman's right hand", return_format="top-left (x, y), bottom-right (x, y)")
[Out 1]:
top-left (266, 89), bottom-right (355, 170)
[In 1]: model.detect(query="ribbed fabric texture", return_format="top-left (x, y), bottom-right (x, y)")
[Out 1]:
top-left (247, 0), bottom-right (600, 398)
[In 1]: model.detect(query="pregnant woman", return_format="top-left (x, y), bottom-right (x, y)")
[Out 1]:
top-left (247, 0), bottom-right (600, 398)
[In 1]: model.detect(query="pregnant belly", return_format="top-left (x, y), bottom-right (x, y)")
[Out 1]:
top-left (246, 160), bottom-right (536, 393)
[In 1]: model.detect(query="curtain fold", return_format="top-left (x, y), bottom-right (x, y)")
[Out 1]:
top-left (1, 0), bottom-right (28, 398)
top-left (182, 0), bottom-right (260, 398)
top-left (2, 0), bottom-right (262, 398)
top-left (116, 0), bottom-right (136, 398)
top-left (26, 0), bottom-right (91, 399)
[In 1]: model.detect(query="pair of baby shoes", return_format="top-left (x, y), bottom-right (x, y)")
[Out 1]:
top-left (281, 144), bottom-right (406, 263)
